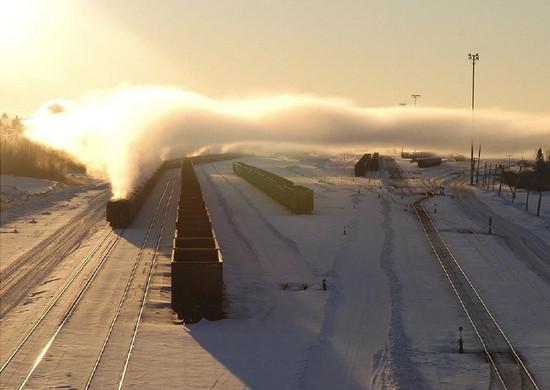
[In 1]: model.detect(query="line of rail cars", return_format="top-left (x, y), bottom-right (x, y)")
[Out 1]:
top-left (369, 153), bottom-right (380, 171)
top-left (354, 154), bottom-right (371, 176)
top-left (171, 158), bottom-right (223, 322)
top-left (354, 152), bottom-right (379, 176)
top-left (417, 157), bottom-right (442, 168)
top-left (233, 161), bottom-right (314, 214)
top-left (106, 159), bottom-right (182, 228)
top-left (190, 153), bottom-right (244, 164)
top-left (410, 152), bottom-right (436, 162)
top-left (106, 154), bottom-right (244, 228)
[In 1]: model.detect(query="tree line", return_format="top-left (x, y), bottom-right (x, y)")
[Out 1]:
top-left (0, 113), bottom-right (86, 181)
top-left (498, 148), bottom-right (549, 216)
top-left (501, 148), bottom-right (549, 191)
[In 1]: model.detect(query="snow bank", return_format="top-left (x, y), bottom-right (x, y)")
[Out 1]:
top-left (1, 175), bottom-right (60, 201)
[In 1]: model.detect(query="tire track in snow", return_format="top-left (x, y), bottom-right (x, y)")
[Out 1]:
top-left (373, 196), bottom-right (429, 390)
top-left (203, 162), bottom-right (300, 260)
top-left (215, 163), bottom-right (300, 255)
top-left (195, 164), bottom-right (266, 318)
top-left (297, 205), bottom-right (363, 389)
top-left (452, 187), bottom-right (550, 284)
top-left (196, 164), bottom-right (261, 263)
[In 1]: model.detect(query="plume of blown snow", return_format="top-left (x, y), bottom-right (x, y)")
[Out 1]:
top-left (23, 86), bottom-right (550, 198)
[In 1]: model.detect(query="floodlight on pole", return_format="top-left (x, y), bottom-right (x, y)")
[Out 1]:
top-left (468, 52), bottom-right (480, 185)
top-left (411, 94), bottom-right (421, 108)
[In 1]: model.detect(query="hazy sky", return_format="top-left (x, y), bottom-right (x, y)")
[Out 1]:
top-left (2, 0), bottom-right (549, 116)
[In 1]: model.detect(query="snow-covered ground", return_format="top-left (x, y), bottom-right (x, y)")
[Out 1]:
top-left (1, 175), bottom-right (60, 199)
top-left (123, 156), bottom-right (489, 389)
top-left (0, 175), bottom-right (110, 272)
top-left (395, 157), bottom-right (550, 386)
top-left (1, 155), bottom-right (548, 389)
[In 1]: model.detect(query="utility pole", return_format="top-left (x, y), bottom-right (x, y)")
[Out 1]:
top-left (505, 154), bottom-right (512, 169)
top-left (498, 165), bottom-right (504, 196)
top-left (476, 144), bottom-right (481, 186)
top-left (491, 164), bottom-right (498, 192)
top-left (468, 52), bottom-right (479, 186)
top-left (483, 161), bottom-right (491, 191)
top-left (411, 94), bottom-right (421, 108)
top-left (470, 143), bottom-right (474, 185)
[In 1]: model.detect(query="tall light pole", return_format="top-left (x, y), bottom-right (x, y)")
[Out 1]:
top-left (468, 52), bottom-right (479, 185)
top-left (411, 94), bottom-right (421, 107)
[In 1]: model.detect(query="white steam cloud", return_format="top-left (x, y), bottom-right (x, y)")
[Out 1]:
top-left (23, 86), bottom-right (550, 198)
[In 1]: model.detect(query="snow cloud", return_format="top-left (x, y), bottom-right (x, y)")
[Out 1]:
top-left (23, 86), bottom-right (550, 198)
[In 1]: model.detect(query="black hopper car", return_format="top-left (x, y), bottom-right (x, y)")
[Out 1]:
top-left (106, 154), bottom-right (243, 228)
top-left (106, 199), bottom-right (131, 228)
top-left (354, 153), bottom-right (371, 177)
top-left (106, 159), bottom-right (182, 228)
top-left (171, 158), bottom-right (223, 322)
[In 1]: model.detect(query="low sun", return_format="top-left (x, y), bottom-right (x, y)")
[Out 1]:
top-left (0, 0), bottom-right (50, 51)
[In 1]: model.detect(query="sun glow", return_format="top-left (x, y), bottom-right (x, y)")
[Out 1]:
top-left (0, 0), bottom-right (51, 51)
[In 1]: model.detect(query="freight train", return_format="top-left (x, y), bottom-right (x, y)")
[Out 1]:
top-left (171, 158), bottom-right (223, 322)
top-left (417, 157), bottom-right (442, 168)
top-left (410, 152), bottom-right (436, 162)
top-left (233, 161), bottom-right (314, 214)
top-left (106, 154), bottom-right (243, 228)
top-left (354, 152), bottom-right (379, 177)
top-left (190, 153), bottom-right (244, 164)
top-left (368, 153), bottom-right (380, 171)
top-left (354, 154), bottom-right (371, 176)
top-left (106, 158), bottom-right (182, 228)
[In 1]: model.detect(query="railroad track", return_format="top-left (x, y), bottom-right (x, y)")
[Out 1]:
top-left (0, 190), bottom-right (110, 318)
top-left (385, 158), bottom-right (539, 388)
top-left (413, 195), bottom-right (539, 390)
top-left (0, 228), bottom-right (118, 373)
top-left (0, 177), bottom-right (175, 389)
top-left (116, 179), bottom-right (176, 389)
top-left (84, 178), bottom-right (176, 390)
top-left (0, 228), bottom-right (122, 389)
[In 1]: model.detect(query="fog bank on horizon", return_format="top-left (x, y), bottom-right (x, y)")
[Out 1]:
top-left (23, 86), bottom-right (550, 198)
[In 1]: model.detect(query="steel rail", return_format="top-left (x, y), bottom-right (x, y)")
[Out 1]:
top-left (425, 206), bottom-right (539, 389)
top-left (1, 216), bottom-right (85, 287)
top-left (14, 227), bottom-right (122, 390)
top-left (413, 200), bottom-right (508, 389)
top-left (0, 227), bottom-right (115, 374)
top-left (0, 194), bottom-right (108, 317)
top-left (9, 179), bottom-right (170, 389)
top-left (83, 179), bottom-right (174, 390)
top-left (117, 180), bottom-right (176, 389)
top-left (413, 195), bottom-right (539, 389)
top-left (0, 191), bottom-right (107, 284)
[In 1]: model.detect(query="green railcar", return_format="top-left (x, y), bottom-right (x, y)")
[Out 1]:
top-left (233, 161), bottom-right (314, 214)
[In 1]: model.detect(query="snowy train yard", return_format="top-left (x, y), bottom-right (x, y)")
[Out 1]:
top-left (0, 155), bottom-right (548, 389)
